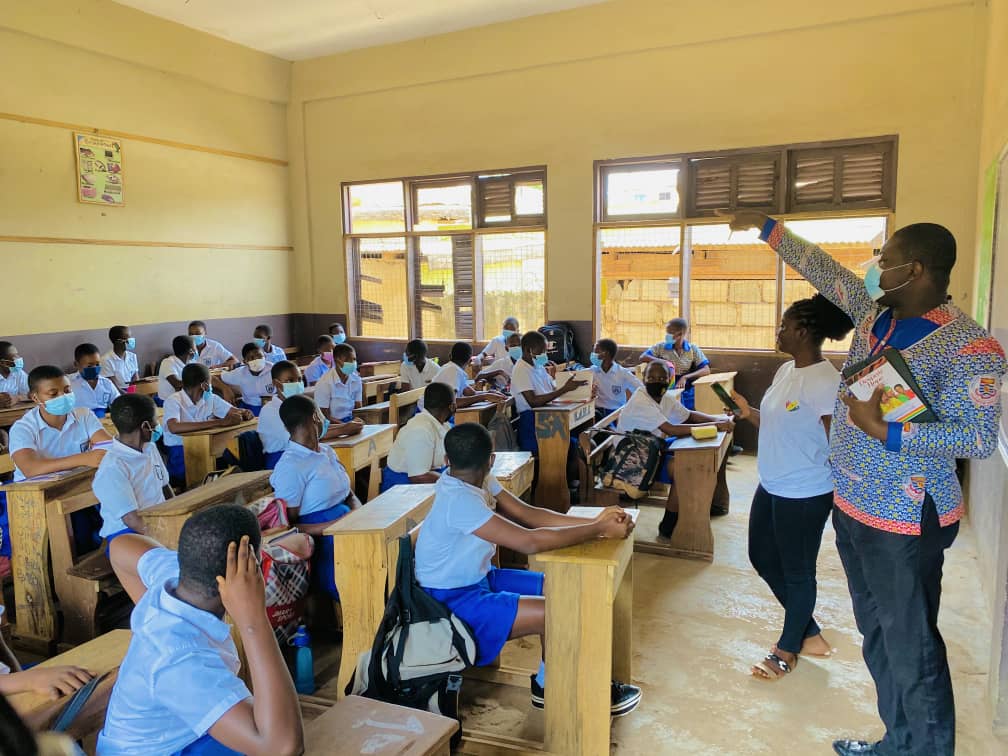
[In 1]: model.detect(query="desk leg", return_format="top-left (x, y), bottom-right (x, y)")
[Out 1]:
top-left (366, 459), bottom-right (381, 502)
top-left (182, 436), bottom-right (213, 489)
top-left (7, 490), bottom-right (57, 645)
top-left (668, 449), bottom-right (716, 561)
top-left (543, 561), bottom-right (613, 756)
top-left (534, 414), bottom-right (571, 513)
top-left (334, 534), bottom-right (388, 697)
top-left (612, 559), bottom-right (633, 683)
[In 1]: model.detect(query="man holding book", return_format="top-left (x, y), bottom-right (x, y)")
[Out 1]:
top-left (723, 210), bottom-right (1005, 756)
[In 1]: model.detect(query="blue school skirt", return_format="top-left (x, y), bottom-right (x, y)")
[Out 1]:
top-left (517, 410), bottom-right (537, 454)
top-left (298, 503), bottom-right (352, 600)
top-left (239, 401), bottom-right (262, 417)
top-left (154, 396), bottom-right (164, 407)
top-left (103, 527), bottom-right (136, 555)
top-left (380, 466), bottom-right (411, 493)
top-left (656, 438), bottom-right (677, 484)
top-left (166, 445), bottom-right (186, 483)
top-left (424, 568), bottom-right (544, 666)
top-left (681, 383), bottom-right (696, 410)
top-left (264, 450), bottom-right (284, 470)
top-left (0, 491), bottom-right (9, 558)
top-left (92, 408), bottom-right (107, 419)
top-left (176, 734), bottom-right (243, 756)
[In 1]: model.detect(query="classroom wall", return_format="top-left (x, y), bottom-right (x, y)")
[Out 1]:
top-left (1, 0), bottom-right (293, 366)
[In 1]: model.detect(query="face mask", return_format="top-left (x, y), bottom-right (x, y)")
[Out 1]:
top-left (147, 422), bottom-right (163, 444)
top-left (192, 334), bottom-right (206, 347)
top-left (319, 417), bottom-right (330, 440)
top-left (664, 335), bottom-right (675, 348)
top-left (589, 352), bottom-right (603, 368)
top-left (253, 338), bottom-right (266, 349)
top-left (247, 358), bottom-right (267, 373)
top-left (80, 366), bottom-right (101, 380)
top-left (320, 352), bottom-right (333, 364)
top-left (202, 388), bottom-right (214, 404)
top-left (282, 381), bottom-right (304, 397)
top-left (331, 333), bottom-right (346, 345)
top-left (502, 329), bottom-right (517, 339)
top-left (863, 260), bottom-right (913, 302)
top-left (508, 346), bottom-right (523, 361)
top-left (533, 353), bottom-right (549, 368)
top-left (125, 338), bottom-right (136, 351)
top-left (44, 392), bottom-right (76, 416)
top-left (340, 360), bottom-right (358, 376)
top-left (645, 382), bottom-right (667, 401)
top-left (8, 357), bottom-right (24, 372)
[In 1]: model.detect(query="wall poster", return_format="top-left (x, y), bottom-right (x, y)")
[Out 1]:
top-left (74, 132), bottom-right (124, 206)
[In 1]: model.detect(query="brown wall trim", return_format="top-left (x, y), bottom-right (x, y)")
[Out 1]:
top-left (0, 235), bottom-right (292, 251)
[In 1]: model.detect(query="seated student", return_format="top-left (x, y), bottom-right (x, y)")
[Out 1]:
top-left (328, 322), bottom-right (347, 345)
top-left (510, 331), bottom-right (586, 454)
top-left (270, 395), bottom-right (361, 600)
top-left (0, 341), bottom-right (28, 408)
top-left (100, 508), bottom-right (303, 756)
top-left (476, 333), bottom-right (522, 391)
top-left (188, 320), bottom-right (238, 369)
top-left (380, 383), bottom-right (454, 492)
top-left (157, 335), bottom-right (196, 405)
top-left (314, 343), bottom-right (363, 423)
top-left (478, 317), bottom-right (520, 363)
top-left (416, 423), bottom-right (641, 714)
top-left (162, 364), bottom-right (252, 485)
top-left (638, 318), bottom-right (711, 409)
top-left (259, 361), bottom-right (363, 469)
top-left (220, 343), bottom-right (276, 417)
top-left (93, 394), bottom-right (173, 544)
top-left (399, 339), bottom-right (440, 390)
top-left (1, 604), bottom-right (93, 697)
top-left (429, 342), bottom-right (507, 410)
top-left (303, 335), bottom-right (335, 385)
top-left (253, 324), bottom-right (287, 364)
top-left (589, 338), bottom-right (641, 420)
top-left (69, 343), bottom-right (120, 418)
top-left (617, 361), bottom-right (733, 540)
top-left (101, 325), bottom-right (140, 391)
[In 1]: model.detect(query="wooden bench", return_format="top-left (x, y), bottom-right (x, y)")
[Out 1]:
top-left (325, 424), bottom-right (395, 502)
top-left (358, 360), bottom-right (401, 379)
top-left (362, 374), bottom-right (400, 404)
top-left (283, 346), bottom-right (300, 358)
top-left (177, 418), bottom-right (258, 489)
top-left (389, 385), bottom-right (424, 435)
top-left (353, 400), bottom-right (390, 425)
top-left (454, 396), bottom-right (513, 428)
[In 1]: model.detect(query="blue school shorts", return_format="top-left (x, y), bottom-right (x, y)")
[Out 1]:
top-left (103, 527), bottom-right (136, 555)
top-left (517, 410), bottom-right (537, 454)
top-left (297, 502), bottom-right (351, 601)
top-left (424, 568), bottom-right (544, 666)
top-left (176, 734), bottom-right (243, 756)
top-left (166, 445), bottom-right (186, 483)
top-left (239, 401), bottom-right (262, 417)
top-left (0, 491), bottom-right (9, 558)
top-left (655, 438), bottom-right (677, 484)
top-left (264, 450), bottom-right (284, 470)
top-left (379, 466), bottom-right (411, 493)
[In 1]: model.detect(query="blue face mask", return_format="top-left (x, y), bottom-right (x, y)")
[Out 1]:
top-left (508, 346), bottom-right (523, 361)
top-left (589, 352), bottom-right (603, 368)
top-left (125, 338), bottom-right (136, 351)
top-left (44, 392), bottom-right (76, 416)
top-left (319, 417), bottom-right (330, 439)
top-left (282, 381), bottom-right (305, 397)
top-left (403, 352), bottom-right (412, 364)
top-left (253, 337), bottom-right (267, 349)
top-left (80, 366), bottom-right (101, 380)
top-left (202, 388), bottom-right (214, 403)
top-left (502, 329), bottom-right (517, 339)
top-left (339, 360), bottom-right (358, 376)
top-left (148, 422), bottom-right (163, 444)
top-left (9, 357), bottom-right (24, 372)
top-left (664, 334), bottom-right (675, 348)
top-left (192, 334), bottom-right (207, 347)
top-left (863, 260), bottom-right (913, 302)
top-left (331, 333), bottom-right (346, 345)
top-left (533, 353), bottom-right (549, 368)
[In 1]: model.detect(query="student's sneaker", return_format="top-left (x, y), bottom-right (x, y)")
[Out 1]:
top-left (530, 673), bottom-right (545, 709)
top-left (530, 675), bottom-right (642, 716)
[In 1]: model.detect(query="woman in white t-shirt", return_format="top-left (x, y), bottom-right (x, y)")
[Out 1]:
top-left (732, 294), bottom-right (853, 682)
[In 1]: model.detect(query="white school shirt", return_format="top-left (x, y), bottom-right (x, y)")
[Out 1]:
top-left (757, 359), bottom-right (840, 499)
top-left (482, 356), bottom-right (516, 391)
top-left (616, 388), bottom-right (691, 439)
top-left (313, 370), bottom-right (363, 421)
top-left (386, 409), bottom-right (451, 476)
top-left (509, 359), bottom-right (555, 413)
top-left (270, 441), bottom-right (351, 517)
top-left (479, 335), bottom-right (509, 362)
top-left (591, 363), bottom-right (643, 411)
top-left (220, 365), bottom-right (276, 407)
top-left (304, 355), bottom-right (333, 385)
top-left (399, 359), bottom-right (440, 390)
top-left (194, 338), bottom-right (234, 368)
top-left (93, 440), bottom-right (168, 538)
top-left (256, 397), bottom-right (289, 453)
top-left (100, 350), bottom-right (139, 390)
top-left (262, 343), bottom-right (287, 364)
top-left (162, 391), bottom-right (235, 447)
top-left (419, 362), bottom-right (470, 411)
top-left (97, 548), bottom-right (250, 756)
top-left (415, 473), bottom-right (505, 590)
top-left (0, 369), bottom-right (29, 400)
top-left (69, 373), bottom-right (120, 413)
top-left (157, 356), bottom-right (187, 401)
top-left (8, 407), bottom-right (105, 481)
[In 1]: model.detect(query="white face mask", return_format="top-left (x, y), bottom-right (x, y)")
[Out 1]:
top-left (247, 358), bottom-right (267, 373)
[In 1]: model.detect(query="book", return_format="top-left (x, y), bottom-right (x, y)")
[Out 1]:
top-left (841, 347), bottom-right (937, 423)
top-left (554, 368), bottom-right (594, 402)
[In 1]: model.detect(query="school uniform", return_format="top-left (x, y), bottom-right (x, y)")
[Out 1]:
top-left (399, 358), bottom-right (439, 390)
top-left (220, 365), bottom-right (276, 415)
top-left (256, 397), bottom-right (288, 469)
top-left (97, 548), bottom-right (251, 756)
top-left (313, 370), bottom-right (362, 422)
top-left (482, 356), bottom-right (516, 391)
top-left (69, 373), bottom-right (120, 418)
top-left (617, 388), bottom-right (692, 484)
top-left (8, 406), bottom-right (105, 482)
top-left (642, 341), bottom-right (710, 409)
top-left (416, 474), bottom-right (543, 666)
top-left (479, 335), bottom-right (509, 362)
top-left (0, 368), bottom-right (29, 401)
top-left (194, 338), bottom-right (234, 368)
top-left (591, 363), bottom-right (642, 413)
top-left (157, 356), bottom-right (187, 402)
top-left (380, 409), bottom-right (450, 492)
top-left (270, 442), bottom-right (353, 598)
top-left (303, 355), bottom-right (333, 385)
top-left (262, 343), bottom-right (287, 364)
top-left (162, 391), bottom-right (235, 482)
top-left (100, 350), bottom-right (139, 390)
top-left (419, 361), bottom-right (471, 412)
top-left (92, 440), bottom-right (168, 541)
top-left (509, 359), bottom-right (555, 453)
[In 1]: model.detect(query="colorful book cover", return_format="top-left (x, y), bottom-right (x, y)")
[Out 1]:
top-left (843, 351), bottom-right (933, 423)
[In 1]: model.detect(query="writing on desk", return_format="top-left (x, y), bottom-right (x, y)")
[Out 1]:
top-left (368, 439), bottom-right (376, 456)
top-left (535, 412), bottom-right (564, 440)
top-left (573, 403), bottom-right (591, 423)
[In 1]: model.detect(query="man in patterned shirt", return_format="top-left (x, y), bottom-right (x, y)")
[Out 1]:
top-left (724, 210), bottom-right (1005, 756)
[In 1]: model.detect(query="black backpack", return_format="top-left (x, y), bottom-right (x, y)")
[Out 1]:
top-left (601, 430), bottom-right (665, 499)
top-left (538, 322), bottom-right (578, 364)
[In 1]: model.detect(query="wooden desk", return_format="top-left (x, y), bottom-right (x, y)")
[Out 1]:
top-left (662, 430), bottom-right (731, 562)
top-left (324, 484), bottom-right (437, 695)
top-left (2, 467), bottom-right (96, 645)
top-left (455, 397), bottom-right (512, 428)
top-left (304, 695), bottom-right (456, 755)
top-left (530, 507), bottom-right (635, 756)
top-left (362, 374), bottom-right (399, 404)
top-left (353, 400), bottom-right (390, 425)
top-left (129, 377), bottom-right (159, 396)
top-left (532, 399), bottom-right (595, 512)
top-left (178, 418), bottom-right (257, 489)
top-left (0, 452), bottom-right (12, 476)
top-left (9, 629), bottom-right (131, 737)
top-left (100, 406), bottom-right (163, 436)
top-left (358, 360), bottom-right (401, 378)
top-left (492, 451), bottom-right (534, 499)
top-left (0, 401), bottom-right (34, 429)
top-left (139, 470), bottom-right (273, 550)
top-left (325, 424), bottom-right (395, 502)
top-left (692, 371), bottom-right (737, 415)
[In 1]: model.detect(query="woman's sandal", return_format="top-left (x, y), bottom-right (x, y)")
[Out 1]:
top-left (751, 653), bottom-right (794, 681)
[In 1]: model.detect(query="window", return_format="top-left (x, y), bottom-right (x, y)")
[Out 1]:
top-left (345, 168), bottom-right (546, 340)
top-left (600, 163), bottom-right (681, 221)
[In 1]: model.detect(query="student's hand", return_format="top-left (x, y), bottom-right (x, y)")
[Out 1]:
top-left (715, 418), bottom-right (735, 433)
top-left (674, 376), bottom-right (687, 389)
top-left (595, 508), bottom-right (635, 540)
top-left (237, 409), bottom-right (254, 422)
top-left (343, 418), bottom-right (365, 436)
top-left (840, 386), bottom-right (888, 441)
top-left (0, 393), bottom-right (12, 409)
top-left (590, 383), bottom-right (600, 399)
top-left (731, 391), bottom-right (752, 420)
top-left (18, 665), bottom-right (93, 699)
top-left (80, 449), bottom-right (106, 468)
top-left (715, 209), bottom-right (770, 232)
top-left (219, 413), bottom-right (242, 427)
top-left (216, 536), bottom-right (267, 632)
top-left (561, 378), bottom-right (587, 395)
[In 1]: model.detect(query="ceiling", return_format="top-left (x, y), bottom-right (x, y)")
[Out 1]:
top-left (112, 0), bottom-right (609, 61)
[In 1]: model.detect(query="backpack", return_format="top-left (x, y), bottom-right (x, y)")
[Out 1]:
top-left (486, 412), bottom-right (518, 452)
top-left (538, 322), bottom-right (578, 364)
top-left (348, 534), bottom-right (476, 745)
top-left (601, 430), bottom-right (665, 499)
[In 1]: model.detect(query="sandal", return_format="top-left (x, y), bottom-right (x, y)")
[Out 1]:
top-left (751, 652), bottom-right (794, 681)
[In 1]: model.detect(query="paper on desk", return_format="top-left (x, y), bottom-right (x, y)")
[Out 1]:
top-left (554, 369), bottom-right (594, 402)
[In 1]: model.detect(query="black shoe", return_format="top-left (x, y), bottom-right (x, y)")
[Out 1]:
top-left (610, 681), bottom-right (641, 717)
top-left (530, 673), bottom-right (545, 709)
top-left (832, 740), bottom-right (879, 755)
top-left (729, 444), bottom-right (743, 455)
top-left (710, 504), bottom-right (729, 517)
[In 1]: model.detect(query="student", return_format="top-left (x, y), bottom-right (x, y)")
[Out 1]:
top-left (380, 383), bottom-right (455, 492)
top-left (93, 394), bottom-right (173, 544)
top-left (157, 335), bottom-right (196, 404)
top-left (258, 361), bottom-right (363, 470)
top-left (162, 364), bottom-right (252, 485)
top-left (399, 339), bottom-right (440, 390)
top-left (100, 325), bottom-right (140, 391)
top-left (1, 606), bottom-right (93, 697)
top-left (69, 343), bottom-right (120, 418)
top-left (639, 318), bottom-right (711, 409)
top-left (617, 361), bottom-right (733, 540)
top-left (416, 423), bottom-right (641, 714)
top-left (270, 395), bottom-right (361, 600)
top-left (328, 322), bottom-right (347, 345)
top-left (476, 333), bottom-right (522, 391)
top-left (478, 317), bottom-right (520, 363)
top-left (0, 341), bottom-right (29, 408)
top-left (253, 324), bottom-right (287, 364)
top-left (188, 320), bottom-right (237, 369)
top-left (314, 343), bottom-right (363, 423)
top-left (429, 342), bottom-right (506, 410)
top-left (510, 331), bottom-right (586, 453)
top-left (590, 338), bottom-right (642, 420)
top-left (220, 343), bottom-right (277, 417)
top-left (303, 335), bottom-right (335, 385)
top-left (8, 365), bottom-right (111, 482)
top-left (100, 508), bottom-right (303, 756)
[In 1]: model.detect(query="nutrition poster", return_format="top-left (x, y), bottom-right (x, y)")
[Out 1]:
top-left (74, 132), bottom-right (124, 206)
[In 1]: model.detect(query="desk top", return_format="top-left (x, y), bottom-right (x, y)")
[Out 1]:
top-left (303, 695), bottom-right (456, 755)
top-left (0, 466), bottom-right (95, 493)
top-left (533, 506), bottom-right (638, 565)
top-left (177, 418), bottom-right (257, 438)
top-left (325, 424), bottom-right (394, 449)
top-left (460, 396), bottom-right (513, 412)
top-left (670, 430), bottom-right (729, 452)
top-left (361, 373), bottom-right (398, 383)
top-left (0, 402), bottom-right (35, 427)
top-left (492, 451), bottom-right (533, 480)
top-left (532, 399), bottom-right (593, 414)
top-left (324, 484), bottom-right (436, 536)
top-left (141, 470), bottom-right (272, 518)
top-left (354, 400), bottom-right (390, 414)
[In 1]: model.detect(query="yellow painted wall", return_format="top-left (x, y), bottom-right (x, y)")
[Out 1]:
top-left (289, 0), bottom-right (987, 326)
top-left (1, 0), bottom-right (292, 336)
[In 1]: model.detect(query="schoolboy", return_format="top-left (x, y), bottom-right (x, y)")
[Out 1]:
top-left (157, 335), bottom-right (196, 403)
top-left (303, 335), bottom-right (336, 385)
top-left (380, 382), bottom-right (454, 492)
top-left (328, 322), bottom-right (347, 345)
top-left (429, 342), bottom-right (506, 410)
top-left (476, 333), bottom-right (522, 391)
top-left (415, 423), bottom-right (641, 714)
top-left (100, 508), bottom-right (303, 756)
top-left (478, 317), bottom-right (520, 363)
top-left (590, 338), bottom-right (642, 420)
top-left (188, 320), bottom-right (237, 369)
top-left (399, 338), bottom-right (440, 390)
top-left (510, 331), bottom-right (586, 453)
top-left (314, 343), bottom-right (363, 422)
top-left (93, 394), bottom-right (172, 543)
top-left (638, 318), bottom-right (711, 409)
top-left (69, 343), bottom-right (120, 418)
top-left (252, 324), bottom-right (287, 363)
top-left (0, 341), bottom-right (28, 407)
top-left (220, 343), bottom-right (277, 416)
top-left (100, 325), bottom-right (140, 391)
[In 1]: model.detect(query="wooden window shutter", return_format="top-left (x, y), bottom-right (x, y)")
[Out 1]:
top-left (788, 139), bottom-right (895, 212)
top-left (687, 154), bottom-right (780, 216)
top-left (451, 235), bottom-right (475, 338)
top-left (478, 177), bottom-right (515, 225)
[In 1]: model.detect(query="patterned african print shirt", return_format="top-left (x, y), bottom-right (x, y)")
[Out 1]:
top-left (761, 219), bottom-right (1006, 535)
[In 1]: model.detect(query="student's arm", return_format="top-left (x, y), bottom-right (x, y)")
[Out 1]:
top-left (121, 511), bottom-right (147, 534)
top-left (166, 375), bottom-right (183, 391)
top-left (518, 379), bottom-right (584, 409)
top-left (166, 416), bottom-right (238, 435)
top-left (206, 537), bottom-right (304, 756)
top-left (108, 534), bottom-right (160, 603)
top-left (11, 448), bottom-right (106, 478)
top-left (676, 363), bottom-right (711, 388)
top-left (494, 488), bottom-right (610, 529)
top-left (658, 415), bottom-right (733, 438)
top-left (322, 418), bottom-right (364, 439)
top-left (473, 507), bottom-right (633, 555)
top-left (0, 664), bottom-right (93, 697)
top-left (476, 368), bottom-right (509, 382)
top-left (638, 347), bottom-right (661, 363)
top-left (408, 471), bottom-right (442, 484)
top-left (455, 390), bottom-right (507, 408)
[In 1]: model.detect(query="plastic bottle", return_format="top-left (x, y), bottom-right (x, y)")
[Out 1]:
top-left (291, 625), bottom-right (315, 694)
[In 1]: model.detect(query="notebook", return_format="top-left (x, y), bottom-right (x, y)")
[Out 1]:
top-left (841, 347), bottom-right (937, 423)
top-left (553, 368), bottom-right (594, 402)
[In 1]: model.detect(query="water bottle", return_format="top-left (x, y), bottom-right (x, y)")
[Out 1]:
top-left (291, 625), bottom-right (315, 694)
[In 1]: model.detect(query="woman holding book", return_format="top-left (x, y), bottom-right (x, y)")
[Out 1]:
top-left (731, 294), bottom-right (853, 681)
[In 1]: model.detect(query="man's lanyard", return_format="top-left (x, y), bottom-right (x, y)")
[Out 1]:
top-left (868, 314), bottom-right (898, 357)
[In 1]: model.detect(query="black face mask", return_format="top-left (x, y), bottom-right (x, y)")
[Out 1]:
top-left (645, 382), bottom-right (667, 400)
